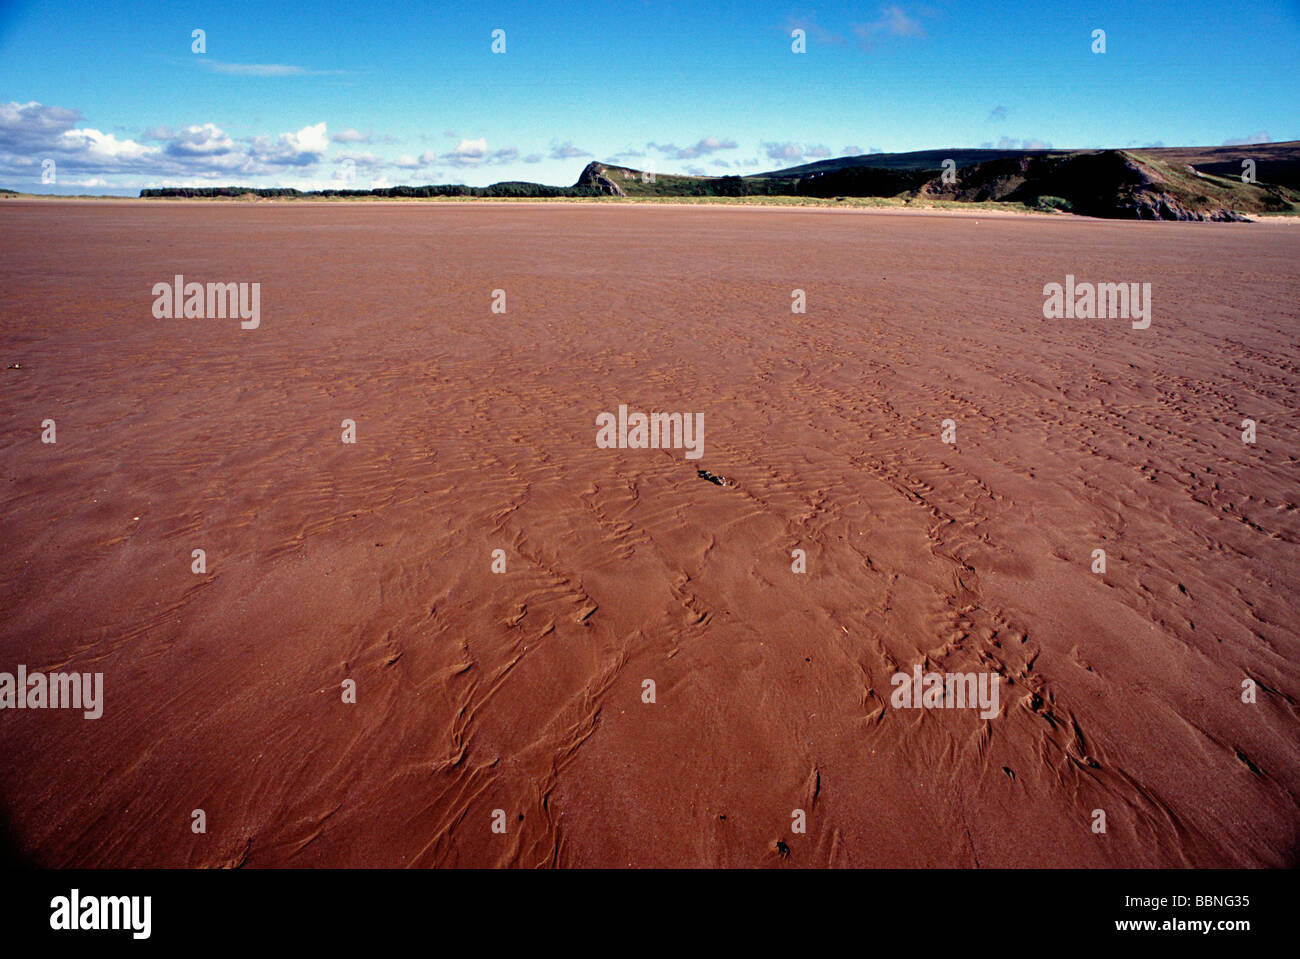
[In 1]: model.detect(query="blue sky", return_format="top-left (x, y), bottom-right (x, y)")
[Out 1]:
top-left (1, 0), bottom-right (1296, 194)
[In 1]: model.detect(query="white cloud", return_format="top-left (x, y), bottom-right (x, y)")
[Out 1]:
top-left (989, 136), bottom-right (1052, 150)
top-left (434, 139), bottom-right (523, 168)
top-left (648, 137), bottom-right (738, 159)
top-left (453, 137), bottom-right (488, 159)
top-left (200, 61), bottom-right (346, 77)
top-left (284, 122), bottom-right (329, 155)
top-left (762, 141), bottom-right (807, 162)
top-left (334, 150), bottom-right (384, 170)
top-left (852, 4), bottom-right (927, 50)
top-left (549, 141), bottom-right (591, 160)
top-left (163, 123), bottom-right (237, 158)
top-left (58, 127), bottom-right (154, 161)
top-left (246, 122), bottom-right (330, 167)
top-left (0, 101), bottom-right (81, 145)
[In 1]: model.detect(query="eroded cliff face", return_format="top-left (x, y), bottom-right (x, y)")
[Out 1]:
top-left (575, 161), bottom-right (627, 196)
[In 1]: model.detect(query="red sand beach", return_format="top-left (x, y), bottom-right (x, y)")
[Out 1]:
top-left (0, 201), bottom-right (1297, 867)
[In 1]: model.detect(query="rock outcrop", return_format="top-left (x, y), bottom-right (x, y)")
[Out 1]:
top-left (574, 162), bottom-right (626, 197)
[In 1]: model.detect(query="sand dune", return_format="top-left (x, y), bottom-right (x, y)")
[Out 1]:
top-left (0, 201), bottom-right (1296, 867)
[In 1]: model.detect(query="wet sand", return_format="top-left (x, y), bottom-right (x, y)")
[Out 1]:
top-left (0, 201), bottom-right (1297, 867)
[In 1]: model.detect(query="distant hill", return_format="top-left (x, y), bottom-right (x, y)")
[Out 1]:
top-left (751, 142), bottom-right (1300, 187)
top-left (912, 149), bottom-right (1299, 220)
top-left (1138, 142), bottom-right (1300, 190)
top-left (751, 147), bottom-right (1056, 178)
top-left (574, 141), bottom-right (1300, 219)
